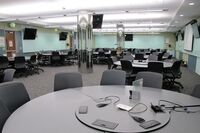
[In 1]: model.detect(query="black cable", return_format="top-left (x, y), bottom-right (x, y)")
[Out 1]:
top-left (104, 95), bottom-right (120, 105)
top-left (128, 103), bottom-right (148, 114)
top-left (158, 99), bottom-right (200, 113)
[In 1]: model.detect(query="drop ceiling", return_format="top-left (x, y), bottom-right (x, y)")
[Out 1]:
top-left (0, 0), bottom-right (200, 32)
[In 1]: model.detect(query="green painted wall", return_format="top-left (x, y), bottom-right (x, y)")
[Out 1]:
top-left (0, 22), bottom-right (70, 53)
top-left (22, 30), bottom-right (67, 52)
top-left (94, 33), bottom-right (176, 50)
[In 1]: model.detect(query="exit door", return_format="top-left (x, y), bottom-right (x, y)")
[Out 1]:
top-left (5, 31), bottom-right (16, 58)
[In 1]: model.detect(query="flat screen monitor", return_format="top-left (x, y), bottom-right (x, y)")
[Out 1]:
top-left (93, 14), bottom-right (103, 29)
top-left (59, 32), bottom-right (68, 41)
top-left (23, 28), bottom-right (37, 40)
top-left (192, 22), bottom-right (200, 38)
top-left (125, 34), bottom-right (133, 41)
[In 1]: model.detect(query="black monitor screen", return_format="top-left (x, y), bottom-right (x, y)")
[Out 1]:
top-left (23, 28), bottom-right (37, 40)
top-left (59, 32), bottom-right (68, 41)
top-left (125, 34), bottom-right (133, 41)
top-left (192, 23), bottom-right (200, 38)
top-left (93, 14), bottom-right (103, 29)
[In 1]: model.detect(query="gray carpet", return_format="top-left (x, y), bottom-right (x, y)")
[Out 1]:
top-left (14, 64), bottom-right (200, 99)
top-left (14, 65), bottom-right (108, 99)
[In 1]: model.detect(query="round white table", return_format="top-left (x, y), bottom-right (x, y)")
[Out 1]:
top-left (114, 60), bottom-right (173, 68)
top-left (3, 86), bottom-right (200, 133)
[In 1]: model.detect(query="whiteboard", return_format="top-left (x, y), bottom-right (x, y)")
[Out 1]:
top-left (184, 24), bottom-right (193, 51)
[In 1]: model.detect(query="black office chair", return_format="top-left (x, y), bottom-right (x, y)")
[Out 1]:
top-left (0, 81), bottom-right (30, 113)
top-left (97, 51), bottom-right (107, 64)
top-left (54, 72), bottom-right (83, 91)
top-left (157, 53), bottom-right (164, 61)
top-left (0, 99), bottom-right (11, 132)
top-left (120, 60), bottom-right (135, 85)
top-left (29, 55), bottom-right (44, 74)
top-left (51, 51), bottom-right (61, 66)
top-left (134, 53), bottom-right (144, 60)
top-left (14, 56), bottom-right (29, 77)
top-left (191, 84), bottom-right (200, 98)
top-left (0, 56), bottom-right (9, 71)
top-left (135, 71), bottom-right (163, 89)
top-left (100, 70), bottom-right (126, 85)
top-left (148, 62), bottom-right (163, 73)
top-left (164, 60), bottom-right (183, 90)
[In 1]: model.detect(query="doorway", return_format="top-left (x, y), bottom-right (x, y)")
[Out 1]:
top-left (5, 31), bottom-right (16, 58)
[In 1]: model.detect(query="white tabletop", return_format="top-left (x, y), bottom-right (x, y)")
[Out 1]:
top-left (3, 86), bottom-right (200, 133)
top-left (114, 60), bottom-right (173, 68)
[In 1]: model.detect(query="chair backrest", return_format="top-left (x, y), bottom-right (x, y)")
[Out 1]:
top-left (3, 69), bottom-right (16, 82)
top-left (134, 53), bottom-right (144, 60)
top-left (0, 100), bottom-right (10, 132)
top-left (171, 60), bottom-right (182, 76)
top-left (0, 56), bottom-right (9, 70)
top-left (120, 60), bottom-right (133, 74)
top-left (157, 53), bottom-right (164, 61)
top-left (191, 84), bottom-right (200, 98)
top-left (54, 72), bottom-right (83, 91)
top-left (30, 55), bottom-right (37, 63)
top-left (148, 54), bottom-right (158, 61)
top-left (0, 82), bottom-right (30, 113)
top-left (14, 56), bottom-right (26, 68)
top-left (100, 70), bottom-right (126, 85)
top-left (135, 71), bottom-right (163, 89)
top-left (123, 55), bottom-right (134, 61)
top-left (148, 62), bottom-right (163, 73)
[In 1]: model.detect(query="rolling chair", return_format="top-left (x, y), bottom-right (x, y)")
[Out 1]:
top-left (0, 82), bottom-right (30, 113)
top-left (135, 71), bottom-right (163, 89)
top-left (120, 60), bottom-right (135, 85)
top-left (148, 62), bottom-right (163, 73)
top-left (29, 55), bottom-right (44, 74)
top-left (51, 51), bottom-right (61, 66)
top-left (14, 56), bottom-right (29, 77)
top-left (54, 72), bottom-right (83, 91)
top-left (100, 70), bottom-right (126, 85)
top-left (0, 56), bottom-right (9, 71)
top-left (164, 60), bottom-right (183, 90)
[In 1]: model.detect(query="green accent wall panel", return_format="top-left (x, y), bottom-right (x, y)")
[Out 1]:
top-left (23, 31), bottom-right (67, 52)
top-left (94, 34), bottom-right (165, 49)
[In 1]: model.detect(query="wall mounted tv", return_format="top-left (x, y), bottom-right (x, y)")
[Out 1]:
top-left (59, 32), bottom-right (68, 41)
top-left (125, 34), bottom-right (133, 41)
top-left (23, 28), bottom-right (37, 40)
top-left (192, 22), bottom-right (200, 38)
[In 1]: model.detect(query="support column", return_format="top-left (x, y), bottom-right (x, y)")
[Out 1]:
top-left (116, 24), bottom-right (124, 57)
top-left (77, 12), bottom-right (93, 73)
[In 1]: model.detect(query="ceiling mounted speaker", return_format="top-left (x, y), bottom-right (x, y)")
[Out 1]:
top-left (9, 22), bottom-right (16, 28)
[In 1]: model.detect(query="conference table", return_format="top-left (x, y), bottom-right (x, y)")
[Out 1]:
top-left (114, 60), bottom-right (173, 68)
top-left (3, 86), bottom-right (200, 133)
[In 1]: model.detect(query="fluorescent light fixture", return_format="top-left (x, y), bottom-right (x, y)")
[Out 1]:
top-left (0, 0), bottom-right (172, 15)
top-left (180, 14), bottom-right (184, 17)
top-left (39, 16), bottom-right (77, 23)
top-left (102, 23), bottom-right (168, 28)
top-left (104, 12), bottom-right (168, 21)
top-left (189, 2), bottom-right (195, 6)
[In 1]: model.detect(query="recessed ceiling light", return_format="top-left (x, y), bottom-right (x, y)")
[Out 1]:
top-left (180, 14), bottom-right (184, 17)
top-left (189, 2), bottom-right (195, 6)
